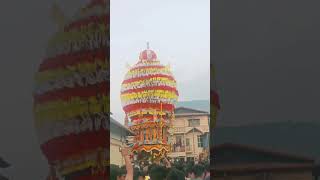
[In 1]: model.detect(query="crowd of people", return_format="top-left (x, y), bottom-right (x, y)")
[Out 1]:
top-left (111, 147), bottom-right (210, 180)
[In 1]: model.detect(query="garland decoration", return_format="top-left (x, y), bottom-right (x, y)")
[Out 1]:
top-left (33, 1), bottom-right (109, 179)
top-left (120, 45), bottom-right (179, 160)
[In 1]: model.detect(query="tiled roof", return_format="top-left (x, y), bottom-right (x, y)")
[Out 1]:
top-left (110, 116), bottom-right (134, 135)
top-left (175, 107), bottom-right (209, 115)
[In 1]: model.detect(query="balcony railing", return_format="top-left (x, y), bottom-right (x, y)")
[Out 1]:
top-left (172, 145), bottom-right (186, 152)
top-left (186, 146), bottom-right (192, 152)
top-left (173, 125), bottom-right (210, 134)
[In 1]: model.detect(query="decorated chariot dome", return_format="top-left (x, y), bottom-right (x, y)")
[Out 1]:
top-left (120, 43), bottom-right (179, 160)
top-left (139, 48), bottom-right (157, 61)
top-left (33, 0), bottom-right (109, 179)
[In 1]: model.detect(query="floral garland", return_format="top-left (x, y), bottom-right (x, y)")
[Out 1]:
top-left (36, 112), bottom-right (109, 144)
top-left (130, 61), bottom-right (159, 67)
top-left (121, 90), bottom-right (177, 102)
top-left (129, 121), bottom-right (169, 130)
top-left (34, 68), bottom-right (108, 95)
top-left (38, 48), bottom-right (107, 71)
top-left (55, 148), bottom-right (109, 175)
top-left (123, 102), bottom-right (175, 113)
top-left (34, 82), bottom-right (108, 103)
top-left (123, 74), bottom-right (175, 84)
top-left (34, 94), bottom-right (109, 126)
top-left (33, 0), bottom-right (109, 177)
top-left (45, 17), bottom-right (108, 58)
top-left (66, 14), bottom-right (108, 32)
top-left (121, 77), bottom-right (176, 92)
top-left (121, 49), bottom-right (178, 157)
top-left (65, 0), bottom-right (108, 32)
top-left (48, 22), bottom-right (107, 46)
top-left (35, 57), bottom-right (107, 84)
top-left (132, 144), bottom-right (170, 154)
top-left (46, 30), bottom-right (107, 58)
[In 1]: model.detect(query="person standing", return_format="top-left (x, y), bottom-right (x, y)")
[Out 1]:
top-left (191, 164), bottom-right (205, 180)
top-left (120, 147), bottom-right (134, 180)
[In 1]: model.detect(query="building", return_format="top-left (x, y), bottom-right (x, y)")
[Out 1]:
top-left (213, 143), bottom-right (315, 180)
top-left (168, 107), bottom-right (210, 162)
top-left (110, 117), bottom-right (134, 166)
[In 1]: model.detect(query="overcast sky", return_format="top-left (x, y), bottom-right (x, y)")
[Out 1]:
top-left (110, 0), bottom-right (210, 123)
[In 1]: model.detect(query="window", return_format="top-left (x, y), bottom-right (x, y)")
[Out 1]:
top-left (187, 157), bottom-right (194, 162)
top-left (197, 135), bottom-right (204, 147)
top-left (188, 119), bottom-right (200, 127)
top-left (176, 135), bottom-right (183, 146)
top-left (186, 138), bottom-right (190, 146)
